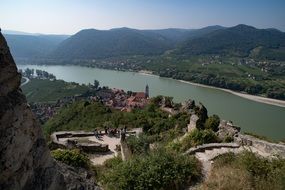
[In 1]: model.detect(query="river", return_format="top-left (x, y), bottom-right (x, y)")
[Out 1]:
top-left (18, 64), bottom-right (285, 141)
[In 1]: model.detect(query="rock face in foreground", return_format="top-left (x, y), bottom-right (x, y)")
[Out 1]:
top-left (0, 33), bottom-right (99, 190)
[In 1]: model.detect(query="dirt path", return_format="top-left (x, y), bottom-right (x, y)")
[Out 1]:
top-left (88, 135), bottom-right (121, 165)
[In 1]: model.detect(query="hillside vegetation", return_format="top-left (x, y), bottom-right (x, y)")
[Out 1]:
top-left (175, 24), bottom-right (285, 60)
top-left (51, 28), bottom-right (173, 59)
top-left (99, 150), bottom-right (201, 190)
top-left (43, 100), bottom-right (189, 137)
top-left (48, 24), bottom-right (285, 61)
top-left (200, 152), bottom-right (285, 190)
top-left (42, 94), bottom-right (285, 189)
top-left (112, 53), bottom-right (282, 100)
top-left (22, 79), bottom-right (88, 103)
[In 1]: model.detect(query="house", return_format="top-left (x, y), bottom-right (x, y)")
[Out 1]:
top-left (126, 85), bottom-right (150, 109)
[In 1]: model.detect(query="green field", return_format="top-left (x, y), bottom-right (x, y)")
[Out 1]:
top-left (22, 78), bottom-right (89, 103)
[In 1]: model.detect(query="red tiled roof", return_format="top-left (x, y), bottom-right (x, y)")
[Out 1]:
top-left (135, 92), bottom-right (146, 98)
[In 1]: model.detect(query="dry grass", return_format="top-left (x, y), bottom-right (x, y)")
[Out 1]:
top-left (200, 166), bottom-right (252, 190)
top-left (198, 152), bottom-right (285, 190)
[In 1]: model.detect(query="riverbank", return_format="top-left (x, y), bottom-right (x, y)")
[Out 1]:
top-left (178, 79), bottom-right (285, 108)
top-left (19, 64), bottom-right (285, 107)
top-left (135, 69), bottom-right (285, 108)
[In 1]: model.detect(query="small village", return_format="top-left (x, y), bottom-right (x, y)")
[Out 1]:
top-left (20, 68), bottom-right (151, 123)
top-left (30, 84), bottom-right (150, 123)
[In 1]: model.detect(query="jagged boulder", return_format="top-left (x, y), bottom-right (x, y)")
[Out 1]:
top-left (187, 114), bottom-right (199, 132)
top-left (216, 120), bottom-right (240, 141)
top-left (181, 99), bottom-right (195, 112)
top-left (0, 33), bottom-right (100, 190)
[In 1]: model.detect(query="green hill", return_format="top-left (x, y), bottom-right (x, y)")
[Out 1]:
top-left (175, 24), bottom-right (285, 60)
top-left (6, 25), bottom-right (285, 61)
top-left (50, 26), bottom-right (226, 59)
top-left (22, 79), bottom-right (88, 103)
top-left (51, 28), bottom-right (173, 59)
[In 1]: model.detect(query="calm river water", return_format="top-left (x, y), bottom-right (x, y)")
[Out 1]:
top-left (18, 64), bottom-right (285, 140)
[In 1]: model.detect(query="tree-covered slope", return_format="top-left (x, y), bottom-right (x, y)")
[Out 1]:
top-left (22, 79), bottom-right (88, 103)
top-left (175, 24), bottom-right (285, 60)
top-left (51, 28), bottom-right (173, 59)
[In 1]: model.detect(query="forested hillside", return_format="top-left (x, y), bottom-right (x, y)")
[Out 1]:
top-left (50, 28), bottom-right (173, 59)
top-left (175, 24), bottom-right (285, 61)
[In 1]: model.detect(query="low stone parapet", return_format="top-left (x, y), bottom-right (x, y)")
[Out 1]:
top-left (50, 131), bottom-right (109, 153)
top-left (78, 143), bottom-right (109, 153)
top-left (183, 143), bottom-right (240, 155)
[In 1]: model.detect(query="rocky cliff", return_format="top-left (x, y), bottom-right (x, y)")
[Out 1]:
top-left (0, 33), bottom-right (99, 190)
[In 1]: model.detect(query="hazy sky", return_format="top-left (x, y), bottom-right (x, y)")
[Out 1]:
top-left (1, 0), bottom-right (285, 34)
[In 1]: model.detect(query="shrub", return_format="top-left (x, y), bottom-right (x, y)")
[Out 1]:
top-left (195, 104), bottom-right (208, 129)
top-left (205, 114), bottom-right (220, 132)
top-left (125, 134), bottom-right (150, 155)
top-left (213, 152), bottom-right (236, 166)
top-left (150, 95), bottom-right (163, 106)
top-left (223, 135), bottom-right (234, 143)
top-left (160, 128), bottom-right (183, 144)
top-left (103, 156), bottom-right (123, 168)
top-left (180, 129), bottom-right (219, 151)
top-left (167, 140), bottom-right (183, 152)
top-left (101, 150), bottom-right (201, 190)
top-left (51, 149), bottom-right (89, 168)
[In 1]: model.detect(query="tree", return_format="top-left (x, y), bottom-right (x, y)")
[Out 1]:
top-left (24, 68), bottom-right (33, 78)
top-left (151, 95), bottom-right (163, 106)
top-left (196, 103), bottom-right (208, 129)
top-left (93, 79), bottom-right (100, 89)
top-left (164, 96), bottom-right (173, 108)
top-left (127, 91), bottom-right (133, 96)
top-left (205, 114), bottom-right (220, 132)
top-left (103, 121), bottom-right (114, 129)
top-left (173, 103), bottom-right (182, 110)
top-left (36, 69), bottom-right (43, 78)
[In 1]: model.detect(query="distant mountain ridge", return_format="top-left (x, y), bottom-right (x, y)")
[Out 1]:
top-left (2, 30), bottom-right (70, 36)
top-left (4, 34), bottom-right (69, 59)
top-left (51, 28), bottom-right (173, 59)
top-left (50, 25), bottom-right (226, 59)
top-left (3, 30), bottom-right (39, 35)
top-left (146, 25), bottom-right (224, 43)
top-left (4, 24), bottom-right (285, 61)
